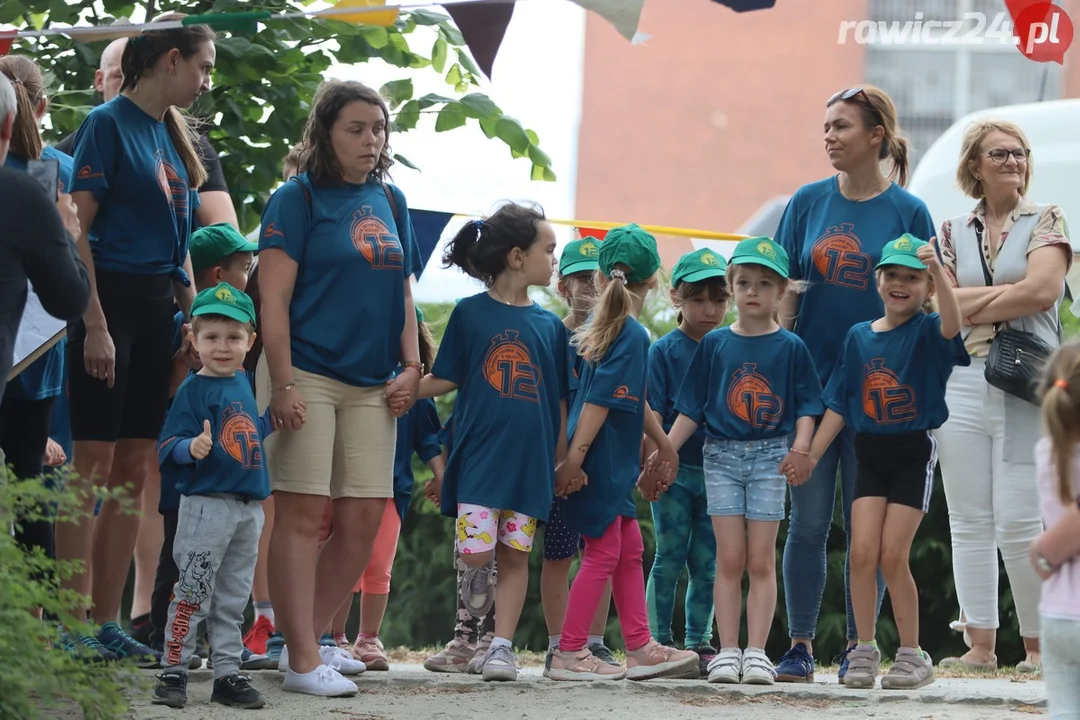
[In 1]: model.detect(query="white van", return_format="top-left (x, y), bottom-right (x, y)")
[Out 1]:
top-left (907, 99), bottom-right (1080, 311)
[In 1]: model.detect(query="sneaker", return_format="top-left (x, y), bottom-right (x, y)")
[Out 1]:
top-left (151, 671), bottom-right (188, 708)
top-left (282, 663), bottom-right (358, 697)
top-left (240, 648), bottom-right (276, 671)
top-left (544, 645), bottom-right (556, 677)
top-left (547, 648), bottom-right (626, 681)
top-left (59, 630), bottom-right (119, 664)
top-left (352, 636), bottom-right (389, 671)
top-left (588, 641), bottom-right (620, 666)
top-left (692, 646), bottom-right (717, 679)
top-left (880, 647), bottom-right (935, 690)
top-left (243, 616), bottom-right (275, 655)
top-left (775, 642), bottom-right (815, 683)
top-left (424, 638), bottom-right (475, 673)
top-left (741, 648), bottom-right (776, 685)
top-left (264, 632), bottom-right (285, 665)
top-left (212, 673), bottom-right (265, 708)
top-left (280, 644), bottom-right (366, 676)
top-left (129, 614), bottom-right (152, 647)
top-left (97, 621), bottom-right (161, 668)
top-left (480, 643), bottom-right (519, 682)
top-left (467, 632), bottom-right (494, 674)
top-left (625, 640), bottom-right (699, 681)
top-left (706, 647), bottom-right (742, 683)
top-left (835, 645), bottom-right (854, 684)
top-left (842, 643), bottom-right (881, 689)
top-left (188, 654), bottom-right (204, 670)
top-left (460, 558), bottom-right (497, 619)
top-left (318, 633), bottom-right (337, 647)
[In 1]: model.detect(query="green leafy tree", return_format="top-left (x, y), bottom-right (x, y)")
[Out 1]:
top-left (3, 0), bottom-right (555, 232)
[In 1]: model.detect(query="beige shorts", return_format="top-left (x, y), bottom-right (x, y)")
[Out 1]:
top-left (256, 355), bottom-right (395, 499)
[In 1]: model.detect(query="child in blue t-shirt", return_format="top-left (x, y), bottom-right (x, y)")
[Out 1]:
top-left (547, 224), bottom-right (698, 683)
top-left (152, 283), bottom-right (303, 710)
top-left (419, 203), bottom-right (572, 682)
top-left (668, 237), bottom-right (823, 686)
top-left (149, 223), bottom-right (259, 656)
top-left (645, 248), bottom-right (729, 676)
top-left (806, 234), bottom-right (968, 690)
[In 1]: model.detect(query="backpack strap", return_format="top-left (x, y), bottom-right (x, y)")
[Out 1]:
top-left (381, 181), bottom-right (402, 232)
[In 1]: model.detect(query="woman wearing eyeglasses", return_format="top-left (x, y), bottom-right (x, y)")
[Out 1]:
top-left (934, 120), bottom-right (1071, 674)
top-left (773, 85), bottom-right (936, 685)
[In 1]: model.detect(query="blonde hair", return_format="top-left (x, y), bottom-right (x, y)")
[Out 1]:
top-left (956, 120), bottom-right (1033, 199)
top-left (574, 269), bottom-right (652, 363)
top-left (1041, 343), bottom-right (1080, 505)
top-left (828, 85), bottom-right (911, 187)
top-left (727, 263), bottom-right (807, 324)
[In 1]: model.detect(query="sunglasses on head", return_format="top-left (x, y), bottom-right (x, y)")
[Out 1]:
top-left (827, 87), bottom-right (866, 105)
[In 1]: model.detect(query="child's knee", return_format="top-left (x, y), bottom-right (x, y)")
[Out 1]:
top-left (716, 547), bottom-right (745, 578)
top-left (878, 543), bottom-right (910, 578)
top-left (850, 543), bottom-right (880, 573)
top-left (745, 549), bottom-right (774, 579)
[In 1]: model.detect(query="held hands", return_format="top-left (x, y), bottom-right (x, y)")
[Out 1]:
top-left (917, 236), bottom-right (943, 274)
top-left (555, 458), bottom-right (588, 498)
top-left (424, 475), bottom-right (443, 507)
top-left (385, 366), bottom-right (421, 418)
top-left (191, 420), bottom-right (213, 460)
top-left (780, 449), bottom-right (814, 486)
top-left (637, 447), bottom-right (677, 502)
top-left (270, 386), bottom-right (307, 431)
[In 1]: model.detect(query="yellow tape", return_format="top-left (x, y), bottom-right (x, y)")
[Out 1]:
top-left (546, 217), bottom-right (748, 242)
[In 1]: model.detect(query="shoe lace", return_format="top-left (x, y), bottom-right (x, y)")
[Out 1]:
top-left (486, 644), bottom-right (519, 668)
top-left (316, 659), bottom-right (344, 683)
top-left (834, 645), bottom-right (853, 666)
top-left (80, 634), bottom-right (109, 652)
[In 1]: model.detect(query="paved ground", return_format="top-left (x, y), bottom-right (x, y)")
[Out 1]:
top-left (125, 663), bottom-right (1048, 719)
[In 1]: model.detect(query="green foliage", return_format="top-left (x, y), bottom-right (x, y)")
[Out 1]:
top-left (0, 467), bottom-right (142, 718)
top-left (7, 0), bottom-right (555, 233)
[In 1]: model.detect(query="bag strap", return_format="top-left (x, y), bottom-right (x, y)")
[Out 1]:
top-left (289, 175), bottom-right (402, 233)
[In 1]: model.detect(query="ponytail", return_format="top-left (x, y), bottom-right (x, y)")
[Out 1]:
top-left (832, 84), bottom-right (911, 188)
top-left (442, 203), bottom-right (546, 286)
top-left (1041, 343), bottom-right (1080, 505)
top-left (0, 55), bottom-right (45, 161)
top-left (888, 133), bottom-right (911, 188)
top-left (574, 274), bottom-right (634, 363)
top-left (417, 320), bottom-right (437, 373)
top-left (164, 106), bottom-right (208, 189)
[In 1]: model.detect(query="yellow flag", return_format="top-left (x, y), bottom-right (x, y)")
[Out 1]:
top-left (319, 0), bottom-right (399, 26)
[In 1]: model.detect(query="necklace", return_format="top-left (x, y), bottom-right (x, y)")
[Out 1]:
top-left (838, 174), bottom-right (888, 202)
top-left (490, 287), bottom-right (513, 305)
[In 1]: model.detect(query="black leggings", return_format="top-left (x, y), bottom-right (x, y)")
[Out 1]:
top-left (0, 394), bottom-right (57, 561)
top-left (149, 509), bottom-right (179, 651)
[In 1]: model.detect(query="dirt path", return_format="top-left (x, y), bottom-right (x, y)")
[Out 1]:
top-left (126, 664), bottom-right (1047, 720)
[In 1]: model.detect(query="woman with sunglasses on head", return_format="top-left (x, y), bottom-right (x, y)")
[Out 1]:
top-left (933, 120), bottom-right (1071, 675)
top-left (772, 85), bottom-right (936, 685)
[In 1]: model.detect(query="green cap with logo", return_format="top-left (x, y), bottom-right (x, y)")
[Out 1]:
top-left (729, 236), bottom-right (790, 279)
top-left (559, 238), bottom-right (601, 276)
top-left (672, 248), bottom-right (728, 287)
top-left (191, 282), bottom-right (256, 326)
top-left (598, 224), bottom-right (661, 284)
top-left (189, 223), bottom-right (259, 274)
top-left (876, 233), bottom-right (930, 270)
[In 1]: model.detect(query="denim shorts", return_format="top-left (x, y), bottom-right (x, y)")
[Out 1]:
top-left (703, 436), bottom-right (789, 521)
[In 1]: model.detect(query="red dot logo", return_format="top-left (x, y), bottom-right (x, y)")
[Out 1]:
top-left (1007, 0), bottom-right (1074, 64)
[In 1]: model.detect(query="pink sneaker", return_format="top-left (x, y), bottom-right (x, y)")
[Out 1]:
top-left (352, 636), bottom-right (389, 671)
top-left (626, 640), bottom-right (699, 680)
top-left (547, 649), bottom-right (626, 681)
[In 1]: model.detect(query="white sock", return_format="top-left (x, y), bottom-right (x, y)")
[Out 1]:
top-left (254, 602), bottom-right (275, 625)
top-left (548, 634), bottom-right (560, 650)
top-left (588, 635), bottom-right (604, 647)
top-left (491, 636), bottom-right (512, 650)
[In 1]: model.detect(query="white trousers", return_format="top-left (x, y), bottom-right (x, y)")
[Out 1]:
top-left (934, 360), bottom-right (1043, 638)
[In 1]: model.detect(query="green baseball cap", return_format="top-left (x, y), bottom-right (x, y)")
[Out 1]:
top-left (729, 237), bottom-right (790, 279)
top-left (189, 223), bottom-right (259, 274)
top-left (672, 248), bottom-right (728, 287)
top-left (876, 233), bottom-right (930, 270)
top-left (191, 282), bottom-right (256, 326)
top-left (559, 238), bottom-right (601, 276)
top-left (598, 224), bottom-right (661, 284)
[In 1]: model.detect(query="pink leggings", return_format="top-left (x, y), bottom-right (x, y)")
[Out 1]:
top-left (318, 498), bottom-right (402, 595)
top-left (561, 515), bottom-right (651, 653)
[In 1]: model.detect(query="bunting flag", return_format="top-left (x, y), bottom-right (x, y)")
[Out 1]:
top-left (571, 0), bottom-right (648, 42)
top-left (447, 2), bottom-right (516, 78)
top-left (319, 0), bottom-right (400, 27)
top-left (411, 209), bottom-right (455, 277)
top-left (711, 0), bottom-right (777, 10)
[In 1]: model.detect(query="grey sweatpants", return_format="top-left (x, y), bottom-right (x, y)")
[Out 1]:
top-left (161, 493), bottom-right (264, 678)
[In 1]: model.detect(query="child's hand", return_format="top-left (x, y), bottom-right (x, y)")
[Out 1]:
top-left (191, 420), bottom-right (213, 460)
top-left (386, 388), bottom-right (411, 417)
top-left (917, 236), bottom-right (942, 272)
top-left (637, 451), bottom-right (670, 502)
top-left (555, 459), bottom-right (586, 498)
top-left (654, 442), bottom-right (679, 491)
top-left (424, 475), bottom-right (442, 507)
top-left (780, 450), bottom-right (812, 486)
top-left (43, 438), bottom-right (66, 467)
top-left (293, 401), bottom-right (307, 425)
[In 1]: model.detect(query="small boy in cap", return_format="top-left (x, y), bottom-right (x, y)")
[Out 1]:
top-left (152, 283), bottom-right (299, 710)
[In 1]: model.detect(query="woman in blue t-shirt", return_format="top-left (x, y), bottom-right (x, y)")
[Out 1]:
top-left (257, 79), bottom-right (423, 698)
top-left (772, 85), bottom-right (936, 684)
top-left (59, 21), bottom-right (216, 664)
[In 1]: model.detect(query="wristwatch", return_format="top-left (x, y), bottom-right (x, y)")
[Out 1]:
top-left (1036, 555), bottom-right (1055, 574)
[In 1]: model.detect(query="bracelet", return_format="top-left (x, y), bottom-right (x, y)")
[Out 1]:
top-left (400, 364), bottom-right (422, 377)
top-left (274, 382), bottom-right (296, 392)
top-left (789, 448), bottom-right (810, 456)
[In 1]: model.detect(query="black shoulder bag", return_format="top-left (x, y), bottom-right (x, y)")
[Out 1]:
top-left (977, 234), bottom-right (1053, 405)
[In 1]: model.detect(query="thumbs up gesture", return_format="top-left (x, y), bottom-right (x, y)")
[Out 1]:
top-left (191, 420), bottom-right (213, 460)
top-left (917, 235), bottom-right (942, 273)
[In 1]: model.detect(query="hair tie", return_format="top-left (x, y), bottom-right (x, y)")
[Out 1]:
top-left (609, 268), bottom-right (628, 285)
top-left (472, 219), bottom-right (485, 233)
top-left (1056, 378), bottom-right (1068, 390)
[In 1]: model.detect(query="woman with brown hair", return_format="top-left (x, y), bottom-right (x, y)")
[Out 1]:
top-left (773, 85), bottom-right (936, 684)
top-left (59, 20), bottom-right (215, 663)
top-left (257, 79), bottom-right (423, 696)
top-left (935, 119), bottom-right (1071, 673)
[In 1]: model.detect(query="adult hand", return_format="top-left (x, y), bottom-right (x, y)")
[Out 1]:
top-left (43, 438), bottom-right (66, 467)
top-left (57, 193), bottom-right (81, 240)
top-left (270, 386), bottom-right (306, 431)
top-left (177, 323), bottom-right (202, 371)
top-left (385, 367), bottom-right (420, 418)
top-left (1029, 533), bottom-right (1056, 580)
top-left (191, 420), bottom-right (213, 460)
top-left (84, 325), bottom-right (116, 388)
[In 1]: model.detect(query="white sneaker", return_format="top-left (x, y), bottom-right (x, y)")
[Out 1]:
top-left (741, 648), bottom-right (776, 685)
top-left (282, 663), bottom-right (358, 696)
top-left (707, 647), bottom-right (742, 683)
top-left (279, 645), bottom-right (367, 676)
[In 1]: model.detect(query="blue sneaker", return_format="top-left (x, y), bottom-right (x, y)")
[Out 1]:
top-left (206, 648), bottom-right (276, 671)
top-left (97, 620), bottom-right (161, 668)
top-left (835, 645), bottom-right (854, 684)
top-left (319, 633), bottom-right (337, 647)
top-left (59, 629), bottom-right (118, 664)
top-left (264, 632), bottom-right (284, 667)
top-left (774, 642), bottom-right (814, 683)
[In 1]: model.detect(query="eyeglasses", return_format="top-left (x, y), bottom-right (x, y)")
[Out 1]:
top-left (827, 87), bottom-right (865, 105)
top-left (986, 148), bottom-right (1031, 164)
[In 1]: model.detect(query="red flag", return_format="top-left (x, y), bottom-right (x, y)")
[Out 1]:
top-left (576, 226), bottom-right (607, 241)
top-left (0, 30), bottom-right (16, 57)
